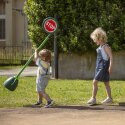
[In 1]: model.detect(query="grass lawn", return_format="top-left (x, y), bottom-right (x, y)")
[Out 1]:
top-left (0, 76), bottom-right (125, 108)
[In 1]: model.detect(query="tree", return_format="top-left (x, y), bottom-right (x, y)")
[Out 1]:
top-left (24, 0), bottom-right (125, 54)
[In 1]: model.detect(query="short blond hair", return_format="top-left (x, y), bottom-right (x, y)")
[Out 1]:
top-left (39, 49), bottom-right (51, 62)
top-left (90, 27), bottom-right (107, 42)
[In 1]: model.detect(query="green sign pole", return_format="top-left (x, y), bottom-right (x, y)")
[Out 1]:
top-left (16, 34), bottom-right (51, 79)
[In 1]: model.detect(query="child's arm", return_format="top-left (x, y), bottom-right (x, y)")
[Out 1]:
top-left (104, 46), bottom-right (113, 73)
top-left (34, 49), bottom-right (39, 61)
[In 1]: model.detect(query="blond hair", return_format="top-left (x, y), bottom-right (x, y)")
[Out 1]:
top-left (39, 49), bottom-right (51, 62)
top-left (90, 27), bottom-right (107, 42)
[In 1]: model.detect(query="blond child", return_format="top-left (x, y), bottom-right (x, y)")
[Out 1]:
top-left (87, 27), bottom-right (113, 105)
top-left (34, 49), bottom-right (53, 108)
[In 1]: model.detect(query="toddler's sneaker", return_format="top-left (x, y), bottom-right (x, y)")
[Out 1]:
top-left (34, 101), bottom-right (42, 106)
top-left (44, 100), bottom-right (54, 108)
top-left (101, 97), bottom-right (113, 104)
top-left (87, 97), bottom-right (96, 105)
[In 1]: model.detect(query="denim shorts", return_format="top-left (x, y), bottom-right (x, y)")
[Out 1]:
top-left (36, 76), bottom-right (49, 92)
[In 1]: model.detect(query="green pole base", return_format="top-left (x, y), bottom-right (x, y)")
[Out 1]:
top-left (3, 76), bottom-right (18, 91)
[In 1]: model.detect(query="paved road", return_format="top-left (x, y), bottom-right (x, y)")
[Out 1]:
top-left (0, 66), bottom-right (37, 77)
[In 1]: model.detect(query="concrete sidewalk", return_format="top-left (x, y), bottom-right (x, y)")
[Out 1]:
top-left (1, 106), bottom-right (125, 125)
top-left (0, 66), bottom-right (37, 77)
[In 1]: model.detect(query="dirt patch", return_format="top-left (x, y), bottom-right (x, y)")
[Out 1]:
top-left (1, 105), bottom-right (125, 125)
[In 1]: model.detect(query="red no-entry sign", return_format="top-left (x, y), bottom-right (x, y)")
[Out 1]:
top-left (43, 17), bottom-right (58, 34)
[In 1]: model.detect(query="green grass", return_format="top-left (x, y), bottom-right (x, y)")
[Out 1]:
top-left (0, 76), bottom-right (125, 108)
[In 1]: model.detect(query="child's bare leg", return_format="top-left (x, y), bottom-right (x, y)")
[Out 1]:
top-left (41, 90), bottom-right (51, 102)
top-left (87, 79), bottom-right (98, 105)
top-left (41, 90), bottom-right (53, 108)
top-left (37, 92), bottom-right (43, 103)
top-left (92, 79), bottom-right (98, 98)
top-left (104, 82), bottom-right (112, 98)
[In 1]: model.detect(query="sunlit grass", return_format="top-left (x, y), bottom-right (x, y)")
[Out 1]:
top-left (0, 76), bottom-right (125, 107)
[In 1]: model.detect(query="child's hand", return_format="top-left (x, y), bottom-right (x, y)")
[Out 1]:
top-left (35, 49), bottom-right (38, 52)
top-left (32, 45), bottom-right (37, 51)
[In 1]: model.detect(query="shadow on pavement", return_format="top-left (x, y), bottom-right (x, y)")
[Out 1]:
top-left (51, 104), bottom-right (125, 111)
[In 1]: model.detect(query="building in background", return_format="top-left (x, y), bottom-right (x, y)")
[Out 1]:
top-left (0, 0), bottom-right (32, 64)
